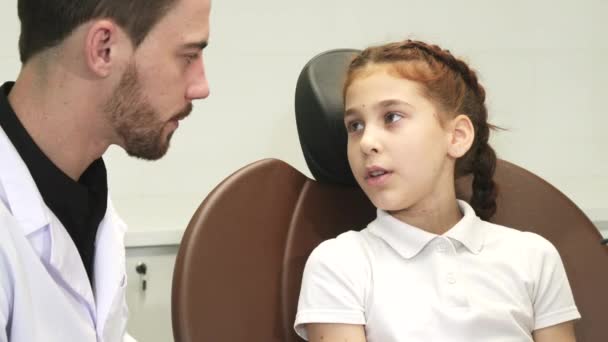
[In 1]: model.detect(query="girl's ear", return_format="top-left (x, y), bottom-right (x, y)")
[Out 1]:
top-left (447, 114), bottom-right (475, 158)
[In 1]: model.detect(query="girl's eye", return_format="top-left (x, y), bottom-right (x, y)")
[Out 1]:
top-left (385, 112), bottom-right (402, 124)
top-left (346, 121), bottom-right (364, 133)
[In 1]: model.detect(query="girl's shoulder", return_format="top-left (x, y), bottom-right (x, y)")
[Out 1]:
top-left (480, 220), bottom-right (561, 258)
top-left (304, 229), bottom-right (377, 280)
top-left (308, 230), bottom-right (372, 263)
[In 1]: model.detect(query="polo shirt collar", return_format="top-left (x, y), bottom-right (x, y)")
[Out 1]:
top-left (368, 208), bottom-right (435, 259)
top-left (368, 200), bottom-right (485, 259)
top-left (444, 200), bottom-right (485, 254)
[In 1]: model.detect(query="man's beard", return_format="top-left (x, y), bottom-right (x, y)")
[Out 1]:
top-left (104, 62), bottom-right (192, 160)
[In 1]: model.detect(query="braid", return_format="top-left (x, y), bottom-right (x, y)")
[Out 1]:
top-left (400, 40), bottom-right (486, 103)
top-left (346, 39), bottom-right (499, 219)
top-left (406, 40), bottom-right (499, 219)
top-left (469, 120), bottom-right (498, 220)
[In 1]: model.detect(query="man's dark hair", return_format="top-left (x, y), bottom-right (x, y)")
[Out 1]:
top-left (17, 0), bottom-right (177, 63)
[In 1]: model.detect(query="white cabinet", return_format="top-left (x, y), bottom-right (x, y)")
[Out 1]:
top-left (125, 245), bottom-right (179, 342)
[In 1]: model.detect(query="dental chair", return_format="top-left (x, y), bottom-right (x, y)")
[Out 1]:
top-left (172, 49), bottom-right (608, 342)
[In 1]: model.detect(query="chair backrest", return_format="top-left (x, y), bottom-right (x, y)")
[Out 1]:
top-left (172, 50), bottom-right (608, 342)
top-left (172, 158), bottom-right (374, 342)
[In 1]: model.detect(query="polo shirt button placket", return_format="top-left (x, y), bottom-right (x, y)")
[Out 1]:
top-left (447, 273), bottom-right (457, 285)
top-left (437, 237), bottom-right (451, 254)
top-left (438, 244), bottom-right (447, 253)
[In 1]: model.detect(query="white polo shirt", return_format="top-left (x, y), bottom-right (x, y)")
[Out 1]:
top-left (294, 200), bottom-right (580, 341)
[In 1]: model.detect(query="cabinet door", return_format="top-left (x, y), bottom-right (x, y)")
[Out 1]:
top-left (125, 245), bottom-right (179, 342)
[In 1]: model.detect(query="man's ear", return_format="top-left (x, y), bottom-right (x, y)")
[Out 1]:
top-left (447, 114), bottom-right (475, 158)
top-left (85, 20), bottom-right (120, 78)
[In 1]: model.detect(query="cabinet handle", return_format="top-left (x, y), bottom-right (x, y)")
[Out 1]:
top-left (135, 262), bottom-right (148, 275)
top-left (135, 262), bottom-right (148, 291)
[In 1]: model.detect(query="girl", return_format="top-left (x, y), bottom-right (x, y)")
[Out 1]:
top-left (294, 40), bottom-right (580, 342)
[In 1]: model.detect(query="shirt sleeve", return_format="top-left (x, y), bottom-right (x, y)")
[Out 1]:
top-left (293, 232), bottom-right (369, 340)
top-left (529, 234), bottom-right (581, 330)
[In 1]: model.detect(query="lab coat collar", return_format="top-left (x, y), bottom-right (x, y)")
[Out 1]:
top-left (0, 125), bottom-right (49, 236)
top-left (0, 125), bottom-right (97, 313)
top-left (0, 124), bottom-right (128, 330)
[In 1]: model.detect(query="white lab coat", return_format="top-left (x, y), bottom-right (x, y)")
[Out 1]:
top-left (0, 125), bottom-right (134, 341)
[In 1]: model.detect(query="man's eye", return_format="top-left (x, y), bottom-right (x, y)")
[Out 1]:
top-left (184, 54), bottom-right (199, 65)
top-left (385, 112), bottom-right (402, 124)
top-left (346, 121), bottom-right (364, 133)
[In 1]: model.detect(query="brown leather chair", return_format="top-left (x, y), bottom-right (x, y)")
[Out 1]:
top-left (172, 50), bottom-right (608, 342)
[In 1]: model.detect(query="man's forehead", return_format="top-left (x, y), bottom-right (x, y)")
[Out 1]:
top-left (147, 0), bottom-right (210, 44)
top-left (166, 0), bottom-right (211, 22)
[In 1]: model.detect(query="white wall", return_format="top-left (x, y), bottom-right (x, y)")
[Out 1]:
top-left (0, 0), bottom-right (606, 236)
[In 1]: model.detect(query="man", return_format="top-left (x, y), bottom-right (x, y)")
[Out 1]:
top-left (0, 0), bottom-right (210, 340)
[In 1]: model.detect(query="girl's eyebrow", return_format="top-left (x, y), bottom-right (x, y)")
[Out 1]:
top-left (345, 99), bottom-right (414, 118)
top-left (374, 99), bottom-right (414, 110)
top-left (344, 107), bottom-right (359, 119)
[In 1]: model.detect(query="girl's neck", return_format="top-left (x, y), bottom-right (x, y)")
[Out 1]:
top-left (388, 189), bottom-right (463, 235)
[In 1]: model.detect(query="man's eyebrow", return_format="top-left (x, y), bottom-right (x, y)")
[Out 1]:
top-left (182, 40), bottom-right (208, 50)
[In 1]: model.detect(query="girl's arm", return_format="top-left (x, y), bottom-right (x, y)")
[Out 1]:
top-left (307, 323), bottom-right (367, 342)
top-left (533, 321), bottom-right (576, 342)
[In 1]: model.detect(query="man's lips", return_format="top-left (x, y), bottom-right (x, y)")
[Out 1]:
top-left (171, 103), bottom-right (194, 122)
top-left (167, 104), bottom-right (193, 129)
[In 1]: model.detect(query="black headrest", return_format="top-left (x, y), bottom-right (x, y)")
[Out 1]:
top-left (295, 49), bottom-right (361, 186)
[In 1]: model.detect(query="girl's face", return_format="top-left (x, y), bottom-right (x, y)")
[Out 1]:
top-left (344, 66), bottom-right (456, 215)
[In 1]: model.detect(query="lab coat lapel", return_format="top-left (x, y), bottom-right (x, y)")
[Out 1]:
top-left (46, 211), bottom-right (97, 316)
top-left (93, 200), bottom-right (127, 334)
top-left (1, 125), bottom-right (97, 316)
